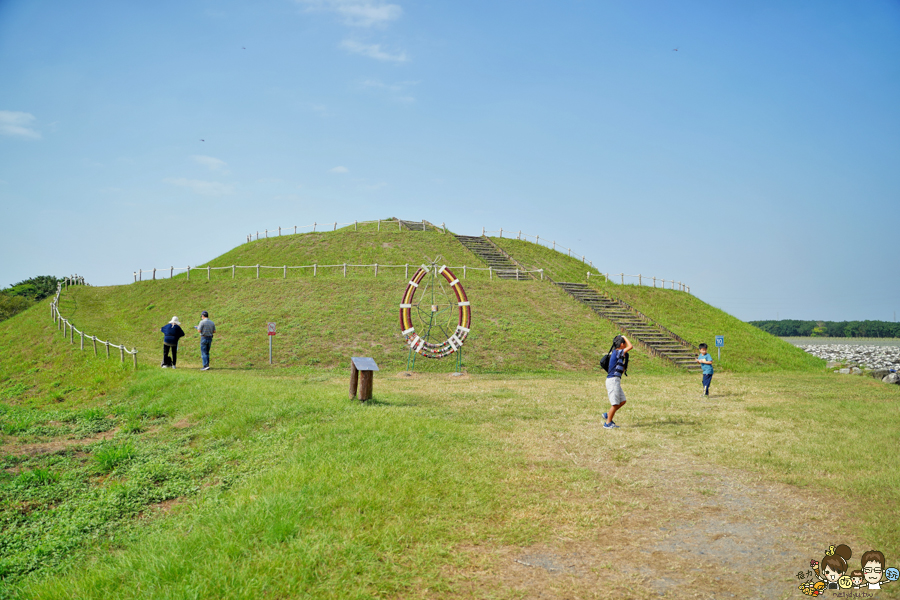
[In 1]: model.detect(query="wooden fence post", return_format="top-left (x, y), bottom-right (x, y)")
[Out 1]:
top-left (518, 230), bottom-right (521, 240)
top-left (621, 273), bottom-right (624, 285)
top-left (265, 229), bottom-right (268, 238)
top-left (105, 341), bottom-right (110, 358)
top-left (540, 269), bottom-right (544, 281)
top-left (377, 219), bottom-right (380, 231)
top-left (187, 267), bottom-right (190, 281)
top-left (313, 222), bottom-right (316, 232)
top-left (405, 264), bottom-right (409, 279)
top-left (170, 266), bottom-right (174, 279)
top-left (132, 349), bottom-right (137, 368)
top-left (489, 266), bottom-right (493, 280)
top-left (134, 272), bottom-right (137, 282)
top-left (257, 265), bottom-right (260, 279)
top-left (314, 264), bottom-right (317, 277)
top-left (442, 222), bottom-right (446, 233)
top-left (499, 228), bottom-right (503, 237)
top-left (482, 227), bottom-right (485, 235)
top-left (278, 227), bottom-right (281, 236)
top-left (139, 269), bottom-right (142, 282)
top-left (294, 225), bottom-right (297, 234)
top-left (374, 263), bottom-right (378, 277)
top-left (553, 240), bottom-right (556, 250)
top-left (343, 263), bottom-right (346, 277)
top-left (638, 274), bottom-right (642, 285)
top-left (232, 265), bottom-right (235, 279)
top-left (333, 222), bottom-right (337, 231)
top-left (283, 265), bottom-right (287, 279)
top-left (120, 346), bottom-right (124, 363)
top-left (92, 335), bottom-right (97, 356)
top-left (399, 220), bottom-right (402, 232)
top-left (355, 220), bottom-right (358, 231)
top-left (152, 268), bottom-right (156, 280)
top-left (207, 266), bottom-right (210, 281)
top-left (463, 265), bottom-right (466, 279)
top-left (80, 331), bottom-right (84, 350)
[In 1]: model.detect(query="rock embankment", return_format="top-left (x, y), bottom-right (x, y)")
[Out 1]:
top-left (799, 344), bottom-right (900, 370)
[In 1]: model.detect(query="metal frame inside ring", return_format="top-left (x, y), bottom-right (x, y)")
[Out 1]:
top-left (399, 264), bottom-right (472, 358)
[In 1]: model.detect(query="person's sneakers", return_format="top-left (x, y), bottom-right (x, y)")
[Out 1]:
top-left (161, 365), bottom-right (169, 369)
top-left (602, 412), bottom-right (616, 425)
top-left (603, 421), bottom-right (619, 429)
top-left (200, 366), bottom-right (210, 371)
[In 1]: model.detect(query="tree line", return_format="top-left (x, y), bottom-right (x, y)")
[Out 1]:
top-left (750, 319), bottom-right (900, 338)
top-left (0, 276), bottom-right (61, 323)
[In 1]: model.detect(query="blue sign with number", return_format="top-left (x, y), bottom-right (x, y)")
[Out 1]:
top-left (715, 336), bottom-right (724, 347)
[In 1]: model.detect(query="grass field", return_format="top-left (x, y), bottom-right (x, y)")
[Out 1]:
top-left (2, 300), bottom-right (899, 598)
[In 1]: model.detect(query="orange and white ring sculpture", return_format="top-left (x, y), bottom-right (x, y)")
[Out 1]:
top-left (399, 265), bottom-right (471, 358)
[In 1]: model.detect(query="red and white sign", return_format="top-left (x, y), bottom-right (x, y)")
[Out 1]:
top-left (267, 322), bottom-right (277, 336)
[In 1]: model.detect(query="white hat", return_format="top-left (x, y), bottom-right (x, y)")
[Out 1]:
top-left (169, 316), bottom-right (181, 325)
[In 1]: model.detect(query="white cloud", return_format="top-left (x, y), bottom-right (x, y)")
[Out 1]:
top-left (191, 155), bottom-right (227, 171)
top-left (164, 177), bottom-right (234, 196)
top-left (341, 39), bottom-right (407, 62)
top-left (298, 0), bottom-right (402, 27)
top-left (329, 166), bottom-right (349, 174)
top-left (0, 111), bottom-right (41, 139)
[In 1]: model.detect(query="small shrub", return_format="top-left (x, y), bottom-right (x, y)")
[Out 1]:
top-left (122, 417), bottom-right (144, 434)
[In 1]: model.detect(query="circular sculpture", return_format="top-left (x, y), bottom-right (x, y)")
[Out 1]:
top-left (399, 264), bottom-right (471, 358)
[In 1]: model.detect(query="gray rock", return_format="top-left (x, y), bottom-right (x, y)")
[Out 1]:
top-left (871, 368), bottom-right (891, 380)
top-left (826, 361), bottom-right (842, 369)
top-left (839, 368), bottom-right (851, 374)
top-left (883, 373), bottom-right (900, 385)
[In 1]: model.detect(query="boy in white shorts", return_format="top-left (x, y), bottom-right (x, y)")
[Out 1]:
top-left (604, 335), bottom-right (632, 429)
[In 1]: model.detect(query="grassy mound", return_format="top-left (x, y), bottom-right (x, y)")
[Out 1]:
top-left (54, 279), bottom-right (675, 374)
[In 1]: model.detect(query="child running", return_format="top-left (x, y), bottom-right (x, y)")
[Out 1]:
top-left (697, 343), bottom-right (713, 396)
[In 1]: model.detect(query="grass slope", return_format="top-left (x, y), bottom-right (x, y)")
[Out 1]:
top-left (54, 279), bottom-right (675, 374)
top-left (492, 237), bottom-right (824, 373)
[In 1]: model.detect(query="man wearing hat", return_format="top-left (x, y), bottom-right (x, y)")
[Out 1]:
top-left (195, 310), bottom-right (216, 371)
top-left (160, 316), bottom-right (185, 368)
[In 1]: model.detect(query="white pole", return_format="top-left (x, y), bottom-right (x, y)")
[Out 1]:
top-left (232, 265), bottom-right (235, 279)
top-left (283, 265), bottom-right (286, 279)
top-left (375, 263), bottom-right (378, 277)
top-left (482, 227), bottom-right (485, 236)
top-left (355, 220), bottom-right (358, 231)
top-left (463, 265), bottom-right (466, 279)
top-left (343, 263), bottom-right (346, 277)
top-left (313, 222), bottom-right (316, 232)
top-left (257, 265), bottom-right (260, 279)
top-left (278, 227), bottom-right (281, 236)
top-left (499, 228), bottom-right (502, 237)
top-left (139, 269), bottom-right (142, 282)
top-left (639, 274), bottom-right (642, 286)
top-left (314, 264), bottom-right (317, 276)
top-left (405, 264), bottom-right (409, 278)
top-left (489, 266), bottom-right (493, 280)
top-left (170, 266), bottom-right (174, 279)
top-left (207, 266), bottom-right (210, 281)
top-left (377, 219), bottom-right (380, 231)
top-left (621, 273), bottom-right (624, 285)
top-left (153, 268), bottom-right (156, 280)
top-left (187, 266), bottom-right (190, 281)
top-left (294, 225), bottom-right (297, 234)
top-left (334, 222), bottom-right (337, 231)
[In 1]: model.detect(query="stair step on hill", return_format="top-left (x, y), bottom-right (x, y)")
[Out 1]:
top-left (552, 281), bottom-right (699, 371)
top-left (455, 234), bottom-right (532, 281)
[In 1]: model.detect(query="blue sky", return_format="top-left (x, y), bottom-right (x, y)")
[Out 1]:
top-left (1, 0), bottom-right (898, 322)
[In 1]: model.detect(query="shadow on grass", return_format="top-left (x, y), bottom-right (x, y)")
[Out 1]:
top-left (630, 418), bottom-right (701, 428)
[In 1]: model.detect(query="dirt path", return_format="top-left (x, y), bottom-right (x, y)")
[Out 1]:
top-left (432, 378), bottom-right (876, 599)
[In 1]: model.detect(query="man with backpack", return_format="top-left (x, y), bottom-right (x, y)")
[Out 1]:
top-left (603, 334), bottom-right (632, 429)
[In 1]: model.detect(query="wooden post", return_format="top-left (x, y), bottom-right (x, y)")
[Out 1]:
top-left (294, 225), bottom-right (297, 234)
top-left (153, 268), bottom-right (156, 280)
top-left (653, 276), bottom-right (656, 288)
top-left (582, 255), bottom-right (585, 263)
top-left (333, 222), bottom-right (337, 231)
top-left (482, 227), bottom-right (485, 235)
top-left (139, 269), bottom-right (142, 282)
top-left (422, 219), bottom-right (425, 230)
top-left (170, 266), bottom-right (174, 279)
top-left (314, 264), bottom-right (317, 277)
top-left (489, 266), bottom-right (493, 280)
top-left (442, 222), bottom-right (446, 233)
top-left (540, 269), bottom-right (544, 281)
top-left (80, 331), bottom-right (84, 350)
top-left (265, 229), bottom-right (268, 238)
top-left (463, 265), bottom-right (466, 279)
top-left (343, 263), bottom-right (346, 277)
top-left (232, 265), bottom-right (235, 279)
top-left (120, 346), bottom-right (124, 363)
top-left (405, 264), bottom-right (409, 278)
top-left (516, 268), bottom-right (519, 280)
top-left (313, 222), bottom-right (316, 232)
top-left (283, 265), bottom-right (287, 279)
top-left (399, 220), bottom-right (401, 232)
top-left (374, 263), bottom-right (378, 277)
top-left (70, 324), bottom-right (74, 344)
top-left (105, 341), bottom-right (109, 358)
top-left (639, 274), bottom-right (642, 286)
top-left (134, 272), bottom-right (137, 282)
top-left (257, 264), bottom-right (260, 279)
top-left (621, 273), bottom-right (624, 285)
top-left (518, 230), bottom-right (521, 240)
top-left (349, 361), bottom-right (359, 399)
top-left (355, 220), bottom-right (358, 231)
top-left (553, 240), bottom-right (556, 250)
top-left (132, 349), bottom-right (137, 368)
top-left (278, 226), bottom-right (281, 236)
top-left (92, 335), bottom-right (97, 356)
top-left (359, 371), bottom-right (373, 401)
top-left (377, 219), bottom-right (380, 231)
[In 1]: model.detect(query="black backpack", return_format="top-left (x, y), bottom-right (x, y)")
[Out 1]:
top-left (600, 338), bottom-right (629, 376)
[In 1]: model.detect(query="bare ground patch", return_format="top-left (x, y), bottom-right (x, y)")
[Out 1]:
top-left (1, 427), bottom-right (120, 457)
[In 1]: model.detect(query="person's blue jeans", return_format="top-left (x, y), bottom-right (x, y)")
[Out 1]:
top-left (702, 373), bottom-right (713, 394)
top-left (200, 336), bottom-right (213, 368)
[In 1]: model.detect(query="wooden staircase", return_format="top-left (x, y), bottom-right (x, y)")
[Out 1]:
top-left (555, 282), bottom-right (701, 370)
top-left (455, 235), bottom-right (534, 280)
top-left (398, 219), bottom-right (437, 231)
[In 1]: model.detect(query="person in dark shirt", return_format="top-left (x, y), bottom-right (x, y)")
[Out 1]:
top-left (160, 316), bottom-right (185, 368)
top-left (603, 335), bottom-right (632, 429)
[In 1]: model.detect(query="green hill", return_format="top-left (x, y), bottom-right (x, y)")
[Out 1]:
top-left (52, 226), bottom-right (824, 375)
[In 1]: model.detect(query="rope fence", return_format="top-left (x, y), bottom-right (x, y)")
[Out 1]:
top-left (245, 218), bottom-right (447, 243)
top-left (483, 227), bottom-right (690, 293)
top-left (51, 276), bottom-right (138, 367)
top-left (588, 271), bottom-right (689, 294)
top-left (134, 264), bottom-right (544, 282)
